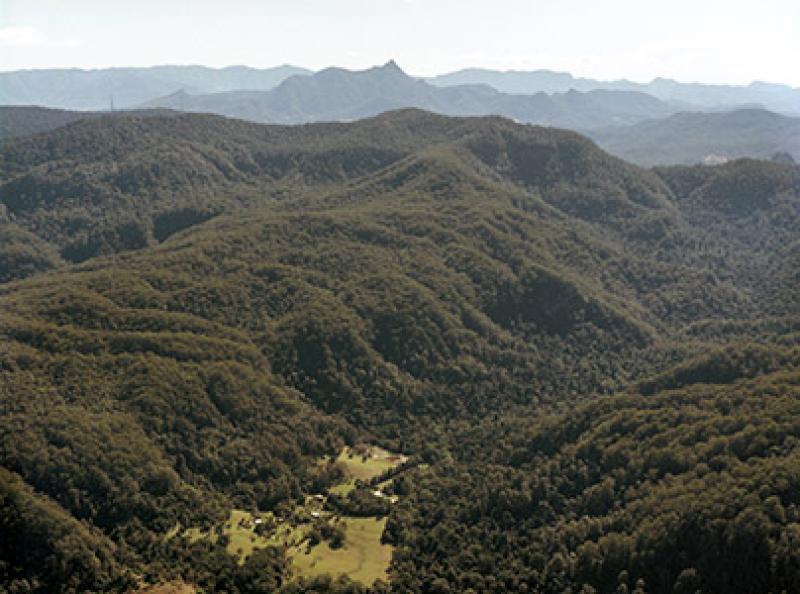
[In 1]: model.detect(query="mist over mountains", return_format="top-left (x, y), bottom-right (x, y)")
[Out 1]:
top-left (4, 61), bottom-right (798, 116)
top-left (136, 60), bottom-right (680, 130)
top-left (588, 108), bottom-right (800, 166)
top-left (0, 64), bottom-right (311, 111)
top-left (3, 60), bottom-right (799, 167)
top-left (429, 68), bottom-right (800, 115)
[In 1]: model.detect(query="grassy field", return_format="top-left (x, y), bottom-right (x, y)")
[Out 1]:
top-left (289, 517), bottom-right (392, 586)
top-left (183, 509), bottom-right (305, 560)
top-left (331, 445), bottom-right (407, 484)
top-left (225, 510), bottom-right (270, 558)
top-left (328, 478), bottom-right (358, 496)
top-left (178, 445), bottom-right (406, 583)
top-left (280, 446), bottom-right (407, 584)
top-left (183, 508), bottom-right (394, 584)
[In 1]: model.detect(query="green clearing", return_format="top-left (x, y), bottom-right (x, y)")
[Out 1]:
top-left (288, 445), bottom-right (408, 585)
top-left (177, 445), bottom-right (405, 582)
top-left (328, 479), bottom-right (358, 497)
top-left (225, 510), bottom-right (270, 559)
top-left (333, 446), bottom-right (407, 482)
top-left (182, 509), bottom-right (305, 561)
top-left (319, 445), bottom-right (407, 497)
top-left (289, 517), bottom-right (392, 586)
top-left (181, 507), bottom-right (394, 585)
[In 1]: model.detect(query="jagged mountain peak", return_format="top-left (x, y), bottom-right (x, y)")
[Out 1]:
top-left (381, 58), bottom-right (403, 72)
top-left (135, 61), bottom-right (678, 129)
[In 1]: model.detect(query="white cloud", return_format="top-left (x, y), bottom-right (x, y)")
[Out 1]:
top-left (0, 26), bottom-right (78, 48)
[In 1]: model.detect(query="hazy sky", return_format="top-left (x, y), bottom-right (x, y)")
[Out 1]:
top-left (1, 0), bottom-right (798, 86)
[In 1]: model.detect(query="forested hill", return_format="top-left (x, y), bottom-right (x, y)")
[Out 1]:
top-left (0, 106), bottom-right (93, 141)
top-left (1, 108), bottom-right (674, 278)
top-left (0, 106), bottom-right (178, 141)
top-left (1, 109), bottom-right (799, 593)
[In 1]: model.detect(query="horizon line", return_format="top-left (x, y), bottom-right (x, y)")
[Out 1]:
top-left (0, 61), bottom-right (797, 90)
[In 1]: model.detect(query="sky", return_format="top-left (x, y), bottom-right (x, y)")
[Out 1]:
top-left (1, 0), bottom-right (799, 86)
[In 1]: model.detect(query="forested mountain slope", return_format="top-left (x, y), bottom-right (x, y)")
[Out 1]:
top-left (1, 107), bottom-right (675, 277)
top-left (390, 345), bottom-right (800, 593)
top-left (0, 106), bottom-right (93, 140)
top-left (1, 110), bottom-right (799, 593)
top-left (0, 106), bottom-right (178, 141)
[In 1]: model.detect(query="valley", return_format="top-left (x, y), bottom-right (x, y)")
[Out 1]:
top-left (3, 0), bottom-right (799, 589)
top-left (1, 108), bottom-right (798, 593)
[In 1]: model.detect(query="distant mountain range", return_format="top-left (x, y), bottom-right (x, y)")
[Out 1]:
top-left (3, 62), bottom-right (799, 167)
top-left (138, 61), bottom-right (680, 130)
top-left (3, 61), bottom-right (798, 117)
top-left (0, 64), bottom-right (310, 110)
top-left (429, 68), bottom-right (800, 115)
top-left (589, 109), bottom-right (800, 166)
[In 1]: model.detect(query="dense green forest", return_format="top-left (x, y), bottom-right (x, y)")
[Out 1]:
top-left (1, 109), bottom-right (798, 593)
